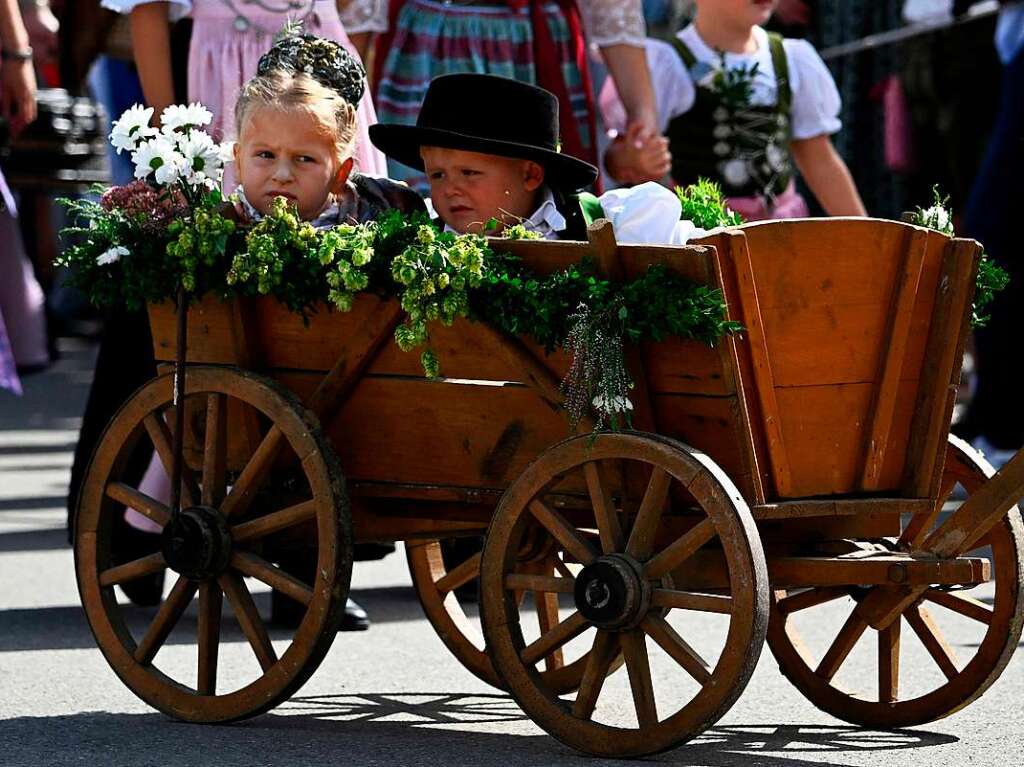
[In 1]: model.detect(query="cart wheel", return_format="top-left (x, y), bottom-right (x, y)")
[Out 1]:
top-left (408, 536), bottom-right (623, 694)
top-left (480, 432), bottom-right (768, 758)
top-left (768, 434), bottom-right (1024, 727)
top-left (75, 367), bottom-right (352, 723)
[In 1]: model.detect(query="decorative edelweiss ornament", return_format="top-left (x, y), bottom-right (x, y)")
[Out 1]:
top-left (765, 142), bottom-right (787, 172)
top-left (721, 158), bottom-right (750, 187)
top-left (257, 33), bottom-right (366, 106)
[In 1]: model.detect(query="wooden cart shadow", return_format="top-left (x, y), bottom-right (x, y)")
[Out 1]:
top-left (0, 707), bottom-right (961, 767)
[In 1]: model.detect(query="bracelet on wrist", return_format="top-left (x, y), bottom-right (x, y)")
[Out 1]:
top-left (1, 47), bottom-right (34, 62)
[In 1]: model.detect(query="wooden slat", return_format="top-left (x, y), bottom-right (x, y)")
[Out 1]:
top-left (920, 446), bottom-right (1024, 557)
top-left (878, 618), bottom-right (901, 703)
top-left (860, 228), bottom-right (929, 490)
top-left (904, 238), bottom-right (983, 498)
top-left (753, 498), bottom-right (932, 520)
top-left (728, 233), bottom-right (791, 496)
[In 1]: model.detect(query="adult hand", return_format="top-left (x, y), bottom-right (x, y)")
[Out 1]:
top-left (605, 126), bottom-right (671, 185)
top-left (774, 0), bottom-right (811, 26)
top-left (1, 56), bottom-right (37, 136)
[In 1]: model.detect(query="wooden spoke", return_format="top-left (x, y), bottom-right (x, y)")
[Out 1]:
top-left (433, 551), bottom-right (481, 595)
top-left (520, 611), bottom-right (588, 666)
top-left (504, 573), bottom-right (574, 593)
top-left (535, 590), bottom-right (565, 671)
top-left (143, 413), bottom-right (198, 507)
top-left (231, 500), bottom-right (318, 544)
top-left (528, 500), bottom-right (597, 566)
top-left (201, 393), bottom-right (228, 507)
top-left (572, 629), bottom-right (619, 720)
top-left (220, 573), bottom-right (278, 671)
top-left (220, 426), bottom-right (286, 520)
top-left (776, 587), bottom-right (850, 615)
top-left (815, 609), bottom-right (869, 681)
top-left (105, 482), bottom-right (170, 528)
top-left (645, 519), bottom-right (716, 579)
top-left (651, 588), bottom-right (732, 614)
top-left (134, 576), bottom-right (198, 665)
top-left (553, 555), bottom-right (575, 579)
top-left (878, 619), bottom-right (901, 703)
top-left (625, 467), bottom-right (671, 560)
top-left (922, 589), bottom-right (994, 624)
top-left (621, 629), bottom-right (658, 727)
top-left (583, 461), bottom-right (625, 553)
top-left (230, 551), bottom-right (313, 607)
top-left (642, 613), bottom-right (712, 684)
top-left (99, 551), bottom-right (165, 587)
top-left (905, 604), bottom-right (960, 680)
top-left (197, 582), bottom-right (222, 695)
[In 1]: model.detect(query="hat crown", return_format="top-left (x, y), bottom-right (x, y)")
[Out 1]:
top-left (416, 74), bottom-right (560, 153)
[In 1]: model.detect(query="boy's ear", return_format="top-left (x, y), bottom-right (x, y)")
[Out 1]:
top-left (523, 160), bottom-right (545, 192)
top-left (333, 157), bottom-right (355, 191)
top-left (232, 141), bottom-right (241, 166)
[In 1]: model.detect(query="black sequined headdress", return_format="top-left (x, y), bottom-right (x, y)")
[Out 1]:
top-left (256, 33), bottom-right (366, 106)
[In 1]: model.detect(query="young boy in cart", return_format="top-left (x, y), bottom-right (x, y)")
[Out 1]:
top-left (369, 73), bottom-right (706, 245)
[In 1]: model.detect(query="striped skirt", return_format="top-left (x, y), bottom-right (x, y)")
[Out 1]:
top-left (375, 0), bottom-right (594, 193)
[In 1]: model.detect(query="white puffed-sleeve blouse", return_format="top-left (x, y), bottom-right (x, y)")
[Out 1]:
top-left (604, 24), bottom-right (842, 140)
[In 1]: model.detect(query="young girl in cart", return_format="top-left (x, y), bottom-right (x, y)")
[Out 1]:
top-left (600, 0), bottom-right (866, 220)
top-left (124, 34), bottom-right (422, 629)
top-left (369, 74), bottom-right (706, 244)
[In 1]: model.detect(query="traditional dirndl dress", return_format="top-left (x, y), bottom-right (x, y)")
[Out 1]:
top-left (374, 0), bottom-right (597, 193)
top-left (101, 0), bottom-right (388, 178)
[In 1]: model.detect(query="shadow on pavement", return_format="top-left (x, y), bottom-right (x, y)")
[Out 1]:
top-left (0, 705), bottom-right (959, 767)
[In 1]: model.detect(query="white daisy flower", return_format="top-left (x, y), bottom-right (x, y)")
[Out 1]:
top-left (109, 104), bottom-right (156, 155)
top-left (96, 245), bottom-right (129, 266)
top-left (177, 131), bottom-right (224, 184)
top-left (160, 102), bottom-right (213, 132)
top-left (131, 135), bottom-right (186, 185)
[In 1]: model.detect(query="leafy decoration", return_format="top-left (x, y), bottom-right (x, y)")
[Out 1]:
top-left (674, 178), bottom-right (744, 229)
top-left (908, 186), bottom-right (1009, 327)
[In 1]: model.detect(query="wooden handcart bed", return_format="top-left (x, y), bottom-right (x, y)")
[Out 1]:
top-left (74, 218), bottom-right (1024, 758)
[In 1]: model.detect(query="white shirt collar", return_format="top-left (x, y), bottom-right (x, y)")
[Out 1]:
top-left (679, 23), bottom-right (769, 64)
top-left (439, 187), bottom-right (567, 239)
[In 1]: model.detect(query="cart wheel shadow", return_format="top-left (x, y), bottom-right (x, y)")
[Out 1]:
top-left (0, 704), bottom-right (960, 767)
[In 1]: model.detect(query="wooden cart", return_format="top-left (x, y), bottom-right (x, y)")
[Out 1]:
top-left (74, 218), bottom-right (1024, 758)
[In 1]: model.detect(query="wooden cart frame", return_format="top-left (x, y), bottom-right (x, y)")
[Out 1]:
top-left (74, 218), bottom-right (1024, 758)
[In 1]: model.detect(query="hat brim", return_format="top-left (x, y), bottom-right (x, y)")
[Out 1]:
top-left (369, 124), bottom-right (598, 191)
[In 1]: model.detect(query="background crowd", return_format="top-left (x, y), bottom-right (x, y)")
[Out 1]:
top-left (0, 0), bottom-right (1021, 621)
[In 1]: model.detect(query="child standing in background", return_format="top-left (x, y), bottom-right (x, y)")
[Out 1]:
top-left (100, 0), bottom-right (387, 177)
top-left (601, 0), bottom-right (866, 220)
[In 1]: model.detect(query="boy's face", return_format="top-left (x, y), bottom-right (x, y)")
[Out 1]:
top-left (420, 146), bottom-right (545, 234)
top-left (233, 106), bottom-right (351, 220)
top-left (697, 0), bottom-right (778, 27)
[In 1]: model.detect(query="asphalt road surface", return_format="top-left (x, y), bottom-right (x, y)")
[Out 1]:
top-left (1, 339), bottom-right (1021, 767)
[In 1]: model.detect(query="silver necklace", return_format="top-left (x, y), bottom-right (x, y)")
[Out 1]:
top-left (221, 0), bottom-right (317, 33)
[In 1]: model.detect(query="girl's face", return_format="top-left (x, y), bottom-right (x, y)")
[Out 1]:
top-left (420, 146), bottom-right (544, 234)
top-left (697, 0), bottom-right (778, 28)
top-left (233, 106), bottom-right (352, 220)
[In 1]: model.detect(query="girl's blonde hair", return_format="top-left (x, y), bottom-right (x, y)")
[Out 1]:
top-left (234, 69), bottom-right (357, 162)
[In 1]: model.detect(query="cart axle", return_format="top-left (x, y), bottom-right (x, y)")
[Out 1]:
top-left (161, 505), bottom-right (233, 581)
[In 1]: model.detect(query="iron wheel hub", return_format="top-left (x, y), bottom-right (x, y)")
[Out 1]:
top-left (574, 554), bottom-right (651, 630)
top-left (161, 506), bottom-right (233, 581)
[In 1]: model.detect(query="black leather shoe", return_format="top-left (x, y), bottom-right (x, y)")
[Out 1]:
top-left (339, 598), bottom-right (370, 631)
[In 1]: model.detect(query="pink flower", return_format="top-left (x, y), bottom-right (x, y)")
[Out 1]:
top-left (100, 180), bottom-right (188, 231)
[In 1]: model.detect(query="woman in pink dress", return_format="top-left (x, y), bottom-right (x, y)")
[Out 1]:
top-left (101, 0), bottom-right (387, 177)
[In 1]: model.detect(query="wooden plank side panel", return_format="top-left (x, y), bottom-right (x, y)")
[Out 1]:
top-left (860, 227), bottom-right (930, 490)
top-left (774, 378), bottom-right (920, 498)
top-left (903, 237), bottom-right (982, 498)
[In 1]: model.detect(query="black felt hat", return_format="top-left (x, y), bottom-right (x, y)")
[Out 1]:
top-left (369, 74), bottom-right (598, 191)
